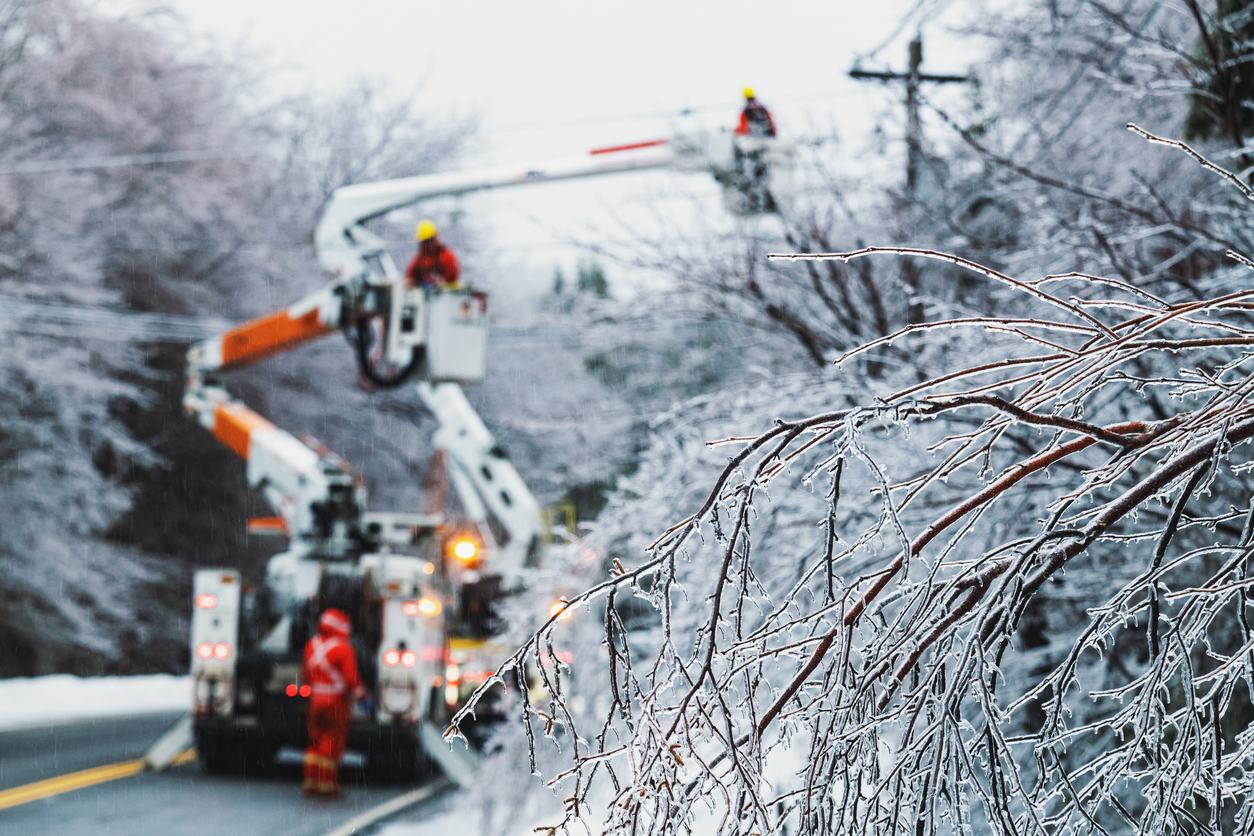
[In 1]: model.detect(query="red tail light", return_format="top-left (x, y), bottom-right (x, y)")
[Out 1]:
top-left (196, 642), bottom-right (214, 659)
top-left (213, 643), bottom-right (231, 660)
top-left (299, 685), bottom-right (311, 697)
top-left (383, 649), bottom-right (400, 667)
top-left (195, 593), bottom-right (217, 609)
top-left (400, 650), bottom-right (416, 668)
top-left (286, 684), bottom-right (298, 697)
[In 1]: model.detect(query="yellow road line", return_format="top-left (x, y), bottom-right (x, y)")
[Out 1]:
top-left (169, 747), bottom-right (197, 767)
top-left (0, 759), bottom-right (147, 811)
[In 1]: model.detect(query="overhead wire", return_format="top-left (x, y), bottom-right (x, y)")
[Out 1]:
top-left (0, 146), bottom-right (272, 176)
top-left (0, 88), bottom-right (859, 177)
top-left (0, 298), bottom-right (711, 347)
top-left (854, 0), bottom-right (959, 65)
top-left (489, 88), bottom-right (864, 134)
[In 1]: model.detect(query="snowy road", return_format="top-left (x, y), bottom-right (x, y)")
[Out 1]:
top-left (0, 713), bottom-right (444, 836)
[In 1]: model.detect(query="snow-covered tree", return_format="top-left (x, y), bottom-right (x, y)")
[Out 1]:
top-left (0, 0), bottom-right (472, 674)
top-left (456, 130), bottom-right (1254, 834)
top-left (448, 1), bottom-right (1254, 832)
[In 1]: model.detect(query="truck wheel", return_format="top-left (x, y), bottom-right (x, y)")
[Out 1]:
top-left (197, 731), bottom-right (236, 775)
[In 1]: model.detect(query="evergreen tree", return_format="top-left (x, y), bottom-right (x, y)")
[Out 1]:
top-left (1183, 0), bottom-right (1254, 147)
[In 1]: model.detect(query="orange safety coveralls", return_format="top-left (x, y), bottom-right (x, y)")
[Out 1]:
top-left (404, 239), bottom-right (461, 289)
top-left (301, 608), bottom-right (363, 796)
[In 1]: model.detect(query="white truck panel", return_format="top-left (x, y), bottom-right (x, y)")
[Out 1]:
top-left (359, 554), bottom-right (439, 723)
top-left (191, 569), bottom-right (241, 717)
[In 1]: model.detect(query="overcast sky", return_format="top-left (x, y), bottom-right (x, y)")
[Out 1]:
top-left (121, 0), bottom-right (974, 298)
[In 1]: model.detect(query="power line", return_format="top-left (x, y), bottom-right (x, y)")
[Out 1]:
top-left (0, 146), bottom-right (271, 176)
top-left (489, 89), bottom-right (863, 134)
top-left (0, 299), bottom-right (710, 345)
top-left (0, 88), bottom-right (860, 177)
top-left (0, 300), bottom-right (235, 341)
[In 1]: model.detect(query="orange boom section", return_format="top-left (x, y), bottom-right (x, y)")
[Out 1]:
top-left (220, 308), bottom-right (336, 369)
top-left (247, 517), bottom-right (288, 535)
top-left (213, 402), bottom-right (276, 459)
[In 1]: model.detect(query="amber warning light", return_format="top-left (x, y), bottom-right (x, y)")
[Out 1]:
top-left (453, 540), bottom-right (477, 561)
top-left (402, 598), bottom-right (441, 616)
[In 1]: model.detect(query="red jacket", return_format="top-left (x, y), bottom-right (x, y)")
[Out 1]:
top-left (405, 241), bottom-right (461, 288)
top-left (735, 101), bottom-right (777, 137)
top-left (302, 609), bottom-right (362, 701)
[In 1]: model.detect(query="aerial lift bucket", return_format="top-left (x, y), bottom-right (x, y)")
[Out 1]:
top-left (384, 286), bottom-right (489, 384)
top-left (425, 289), bottom-right (489, 383)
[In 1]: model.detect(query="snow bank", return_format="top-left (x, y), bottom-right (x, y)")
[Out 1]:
top-left (0, 674), bottom-right (191, 731)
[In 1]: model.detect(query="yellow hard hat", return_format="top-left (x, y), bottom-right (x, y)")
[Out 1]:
top-left (416, 220), bottom-right (438, 241)
top-left (743, 87), bottom-right (755, 100)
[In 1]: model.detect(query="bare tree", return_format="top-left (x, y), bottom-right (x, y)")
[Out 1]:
top-left (451, 127), bottom-right (1254, 835)
top-left (0, 0), bottom-right (475, 675)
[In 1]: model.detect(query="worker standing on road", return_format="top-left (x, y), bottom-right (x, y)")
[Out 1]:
top-left (404, 220), bottom-right (462, 289)
top-left (301, 608), bottom-right (364, 798)
top-left (735, 88), bottom-right (777, 138)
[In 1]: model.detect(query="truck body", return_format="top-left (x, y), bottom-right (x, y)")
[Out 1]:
top-left (184, 286), bottom-right (506, 778)
top-left (183, 129), bottom-right (792, 778)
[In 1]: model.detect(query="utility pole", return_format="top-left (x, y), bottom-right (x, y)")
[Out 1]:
top-left (852, 38), bottom-right (968, 325)
top-left (850, 36), bottom-right (970, 327)
top-left (850, 36), bottom-right (969, 195)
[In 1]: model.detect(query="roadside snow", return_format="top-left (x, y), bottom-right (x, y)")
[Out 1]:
top-left (0, 674), bottom-right (191, 731)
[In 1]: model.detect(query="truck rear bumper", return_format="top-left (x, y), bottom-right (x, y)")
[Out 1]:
top-left (194, 718), bottom-right (426, 779)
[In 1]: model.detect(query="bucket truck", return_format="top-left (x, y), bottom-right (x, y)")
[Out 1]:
top-left (184, 128), bottom-right (793, 779)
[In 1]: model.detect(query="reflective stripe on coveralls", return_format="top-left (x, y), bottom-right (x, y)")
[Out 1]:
top-left (302, 608), bottom-right (360, 797)
top-left (306, 634), bottom-right (348, 696)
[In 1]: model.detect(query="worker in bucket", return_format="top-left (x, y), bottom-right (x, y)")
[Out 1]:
top-left (732, 88), bottom-right (778, 212)
top-left (301, 608), bottom-right (364, 797)
top-left (735, 88), bottom-right (776, 138)
top-left (405, 220), bottom-right (462, 289)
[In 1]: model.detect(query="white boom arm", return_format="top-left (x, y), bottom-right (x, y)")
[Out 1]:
top-left (184, 368), bottom-right (438, 556)
top-left (417, 383), bottom-right (544, 589)
top-left (316, 142), bottom-right (682, 282)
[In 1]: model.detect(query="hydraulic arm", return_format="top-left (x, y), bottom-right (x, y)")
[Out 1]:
top-left (182, 284), bottom-right (440, 557)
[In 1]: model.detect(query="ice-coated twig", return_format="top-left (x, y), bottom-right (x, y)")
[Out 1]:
top-left (451, 132), bottom-right (1254, 836)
